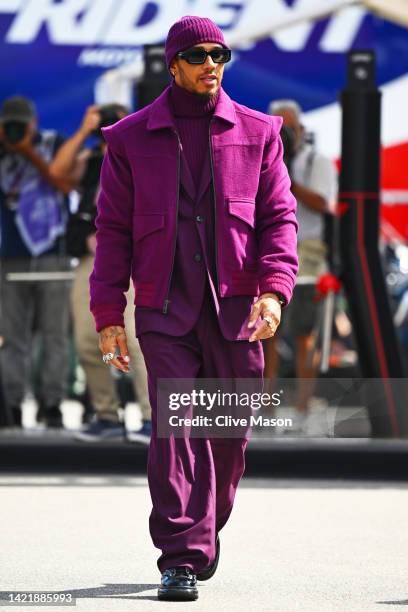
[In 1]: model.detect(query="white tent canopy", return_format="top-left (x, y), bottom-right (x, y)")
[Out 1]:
top-left (363, 0), bottom-right (408, 27)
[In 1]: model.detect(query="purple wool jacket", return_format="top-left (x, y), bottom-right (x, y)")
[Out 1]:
top-left (90, 85), bottom-right (298, 333)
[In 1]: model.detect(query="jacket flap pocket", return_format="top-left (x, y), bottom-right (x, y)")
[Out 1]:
top-left (133, 214), bottom-right (165, 241)
top-left (228, 198), bottom-right (256, 228)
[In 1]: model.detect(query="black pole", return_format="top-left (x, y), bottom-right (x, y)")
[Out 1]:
top-left (136, 44), bottom-right (170, 110)
top-left (339, 50), bottom-right (406, 437)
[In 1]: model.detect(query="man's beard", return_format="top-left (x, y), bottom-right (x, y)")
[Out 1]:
top-left (191, 82), bottom-right (220, 100)
top-left (195, 89), bottom-right (217, 100)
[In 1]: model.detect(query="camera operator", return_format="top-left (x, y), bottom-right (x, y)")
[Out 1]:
top-left (265, 99), bottom-right (337, 434)
top-left (0, 96), bottom-right (72, 429)
top-left (50, 104), bottom-right (151, 443)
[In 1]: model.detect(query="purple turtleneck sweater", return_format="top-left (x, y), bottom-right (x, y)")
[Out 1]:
top-left (170, 80), bottom-right (219, 188)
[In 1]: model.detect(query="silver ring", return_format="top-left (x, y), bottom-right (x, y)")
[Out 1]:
top-left (102, 352), bottom-right (114, 364)
top-left (263, 315), bottom-right (274, 328)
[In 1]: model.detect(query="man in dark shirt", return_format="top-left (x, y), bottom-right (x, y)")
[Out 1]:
top-left (0, 96), bottom-right (71, 428)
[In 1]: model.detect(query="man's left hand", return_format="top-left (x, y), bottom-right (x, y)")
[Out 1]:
top-left (248, 293), bottom-right (282, 342)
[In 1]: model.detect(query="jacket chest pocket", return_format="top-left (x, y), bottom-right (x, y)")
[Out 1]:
top-left (129, 152), bottom-right (177, 214)
top-left (228, 198), bottom-right (256, 227)
top-left (213, 143), bottom-right (263, 195)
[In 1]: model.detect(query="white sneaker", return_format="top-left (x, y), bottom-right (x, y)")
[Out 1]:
top-left (275, 409), bottom-right (307, 435)
top-left (301, 410), bottom-right (331, 437)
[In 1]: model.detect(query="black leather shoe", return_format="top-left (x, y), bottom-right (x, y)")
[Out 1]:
top-left (11, 406), bottom-right (22, 427)
top-left (41, 406), bottom-right (63, 429)
top-left (197, 534), bottom-right (220, 581)
top-left (158, 566), bottom-right (198, 601)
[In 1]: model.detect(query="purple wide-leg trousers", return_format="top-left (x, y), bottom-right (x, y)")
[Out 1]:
top-left (138, 292), bottom-right (264, 574)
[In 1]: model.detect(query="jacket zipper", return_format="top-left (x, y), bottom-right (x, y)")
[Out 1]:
top-left (208, 118), bottom-right (220, 295)
top-left (162, 129), bottom-right (181, 314)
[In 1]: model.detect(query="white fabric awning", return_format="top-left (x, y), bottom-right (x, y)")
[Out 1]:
top-left (362, 0), bottom-right (408, 28)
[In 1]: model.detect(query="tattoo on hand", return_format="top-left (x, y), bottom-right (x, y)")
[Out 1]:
top-left (101, 326), bottom-right (123, 340)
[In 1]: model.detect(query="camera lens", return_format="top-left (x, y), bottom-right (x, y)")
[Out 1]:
top-left (3, 121), bottom-right (27, 144)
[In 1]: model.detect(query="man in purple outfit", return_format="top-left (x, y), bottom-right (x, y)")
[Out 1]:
top-left (90, 16), bottom-right (298, 602)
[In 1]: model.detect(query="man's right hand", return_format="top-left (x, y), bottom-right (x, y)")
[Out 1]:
top-left (78, 105), bottom-right (101, 139)
top-left (98, 325), bottom-right (130, 373)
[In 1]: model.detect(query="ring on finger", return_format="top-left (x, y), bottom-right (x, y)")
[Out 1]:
top-left (102, 352), bottom-right (115, 364)
top-left (262, 315), bottom-right (274, 329)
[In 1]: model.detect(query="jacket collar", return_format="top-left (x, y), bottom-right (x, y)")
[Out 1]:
top-left (146, 86), bottom-right (175, 131)
top-left (212, 86), bottom-right (237, 126)
top-left (146, 84), bottom-right (236, 131)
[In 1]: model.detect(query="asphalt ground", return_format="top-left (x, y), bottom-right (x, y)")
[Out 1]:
top-left (1, 402), bottom-right (407, 611)
top-left (0, 474), bottom-right (407, 611)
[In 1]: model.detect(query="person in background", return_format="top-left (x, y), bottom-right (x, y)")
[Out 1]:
top-left (265, 99), bottom-right (337, 434)
top-left (49, 104), bottom-right (151, 443)
top-left (0, 96), bottom-right (71, 429)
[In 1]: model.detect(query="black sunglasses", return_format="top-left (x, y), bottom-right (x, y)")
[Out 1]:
top-left (177, 47), bottom-right (231, 65)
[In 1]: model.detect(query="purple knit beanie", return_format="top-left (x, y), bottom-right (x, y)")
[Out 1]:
top-left (165, 15), bottom-right (228, 71)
